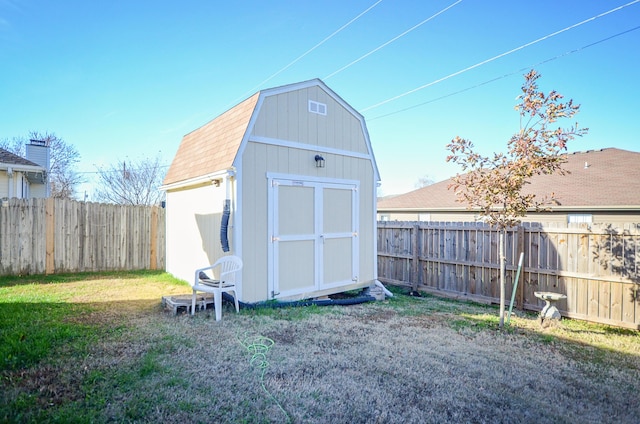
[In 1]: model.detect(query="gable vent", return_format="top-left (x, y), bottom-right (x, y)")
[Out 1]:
top-left (308, 100), bottom-right (327, 116)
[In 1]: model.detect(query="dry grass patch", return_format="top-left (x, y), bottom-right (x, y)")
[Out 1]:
top-left (1, 274), bottom-right (639, 423)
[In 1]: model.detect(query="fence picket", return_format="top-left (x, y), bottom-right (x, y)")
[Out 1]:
top-left (377, 221), bottom-right (640, 330)
top-left (0, 198), bottom-right (165, 276)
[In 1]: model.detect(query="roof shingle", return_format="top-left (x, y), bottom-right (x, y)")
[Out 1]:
top-left (0, 148), bottom-right (41, 168)
top-left (378, 148), bottom-right (640, 211)
top-left (163, 93), bottom-right (260, 186)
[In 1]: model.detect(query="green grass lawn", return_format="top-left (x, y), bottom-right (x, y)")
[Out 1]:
top-left (1, 271), bottom-right (639, 423)
top-left (0, 271), bottom-right (187, 371)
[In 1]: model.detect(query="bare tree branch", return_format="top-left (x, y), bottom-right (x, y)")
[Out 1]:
top-left (95, 156), bottom-right (166, 205)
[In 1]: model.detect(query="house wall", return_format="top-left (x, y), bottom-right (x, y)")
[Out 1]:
top-left (0, 171), bottom-right (26, 199)
top-left (379, 212), bottom-right (476, 222)
top-left (378, 210), bottom-right (640, 224)
top-left (0, 172), bottom-right (9, 198)
top-left (0, 170), bottom-right (49, 199)
top-left (164, 182), bottom-right (230, 284)
top-left (238, 87), bottom-right (377, 303)
top-left (29, 183), bottom-right (46, 198)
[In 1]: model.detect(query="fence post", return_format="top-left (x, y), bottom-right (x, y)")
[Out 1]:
top-left (517, 225), bottom-right (525, 309)
top-left (150, 206), bottom-right (158, 270)
top-left (411, 223), bottom-right (419, 292)
top-left (45, 198), bottom-right (55, 274)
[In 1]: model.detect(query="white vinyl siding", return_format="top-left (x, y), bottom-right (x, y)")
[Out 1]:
top-left (164, 183), bottom-right (229, 285)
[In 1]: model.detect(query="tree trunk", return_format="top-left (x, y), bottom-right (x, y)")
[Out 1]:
top-left (499, 229), bottom-right (506, 328)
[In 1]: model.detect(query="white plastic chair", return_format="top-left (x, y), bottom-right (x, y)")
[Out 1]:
top-left (192, 255), bottom-right (242, 321)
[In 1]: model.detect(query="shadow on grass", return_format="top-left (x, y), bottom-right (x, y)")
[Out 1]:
top-left (0, 299), bottom-right (163, 372)
top-left (390, 285), bottom-right (639, 353)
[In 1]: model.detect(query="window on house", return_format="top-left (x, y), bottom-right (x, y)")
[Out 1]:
top-left (309, 100), bottom-right (327, 116)
top-left (378, 214), bottom-right (390, 221)
top-left (418, 213), bottom-right (431, 222)
top-left (567, 214), bottom-right (593, 224)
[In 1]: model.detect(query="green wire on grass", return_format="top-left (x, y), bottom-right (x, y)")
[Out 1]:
top-left (237, 332), bottom-right (290, 423)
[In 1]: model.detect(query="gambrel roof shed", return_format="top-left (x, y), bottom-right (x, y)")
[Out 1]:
top-left (163, 79), bottom-right (381, 304)
top-left (164, 79), bottom-right (379, 188)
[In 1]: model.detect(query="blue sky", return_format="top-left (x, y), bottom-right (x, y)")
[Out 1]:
top-left (1, 0), bottom-right (639, 198)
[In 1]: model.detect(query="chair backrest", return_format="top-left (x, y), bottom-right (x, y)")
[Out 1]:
top-left (214, 255), bottom-right (243, 284)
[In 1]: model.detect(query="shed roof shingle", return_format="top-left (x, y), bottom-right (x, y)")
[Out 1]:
top-left (163, 93), bottom-right (260, 186)
top-left (378, 148), bottom-right (640, 211)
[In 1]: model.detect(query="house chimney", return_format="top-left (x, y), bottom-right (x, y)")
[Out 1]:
top-left (26, 139), bottom-right (51, 196)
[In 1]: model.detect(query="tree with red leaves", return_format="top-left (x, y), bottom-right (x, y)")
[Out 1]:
top-left (446, 70), bottom-right (588, 327)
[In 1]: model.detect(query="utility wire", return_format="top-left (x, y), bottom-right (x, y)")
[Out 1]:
top-left (77, 164), bottom-right (171, 175)
top-left (324, 0), bottom-right (463, 80)
top-left (229, 0), bottom-right (384, 106)
top-left (368, 25), bottom-right (640, 121)
top-left (362, 0), bottom-right (640, 112)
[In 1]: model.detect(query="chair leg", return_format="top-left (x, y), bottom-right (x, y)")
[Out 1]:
top-left (232, 290), bottom-right (240, 313)
top-left (191, 290), bottom-right (197, 315)
top-left (214, 291), bottom-right (222, 321)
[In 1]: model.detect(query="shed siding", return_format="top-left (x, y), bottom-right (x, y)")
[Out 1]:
top-left (239, 86), bottom-right (377, 302)
top-left (165, 183), bottom-right (229, 284)
top-left (240, 141), bottom-right (375, 303)
top-left (252, 88), bottom-right (368, 154)
top-left (239, 142), bottom-right (269, 303)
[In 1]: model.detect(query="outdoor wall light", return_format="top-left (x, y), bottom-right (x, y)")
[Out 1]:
top-left (315, 154), bottom-right (325, 168)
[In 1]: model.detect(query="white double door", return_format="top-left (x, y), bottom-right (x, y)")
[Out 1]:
top-left (268, 175), bottom-right (359, 299)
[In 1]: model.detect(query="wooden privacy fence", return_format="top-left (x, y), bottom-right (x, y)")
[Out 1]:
top-left (377, 221), bottom-right (640, 330)
top-left (0, 198), bottom-right (165, 275)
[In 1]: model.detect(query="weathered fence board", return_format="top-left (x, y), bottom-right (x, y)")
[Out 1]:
top-left (0, 198), bottom-right (165, 275)
top-left (378, 221), bottom-right (640, 330)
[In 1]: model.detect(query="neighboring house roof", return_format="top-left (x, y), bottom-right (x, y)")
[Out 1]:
top-left (0, 148), bottom-right (42, 168)
top-left (378, 148), bottom-right (640, 212)
top-left (163, 92), bottom-right (260, 186)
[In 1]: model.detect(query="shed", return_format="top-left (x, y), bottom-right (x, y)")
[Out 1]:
top-left (162, 79), bottom-right (380, 303)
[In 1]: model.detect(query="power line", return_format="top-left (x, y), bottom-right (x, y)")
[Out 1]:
top-left (228, 0), bottom-right (384, 106)
top-left (367, 25), bottom-right (640, 121)
top-left (362, 0), bottom-right (640, 112)
top-left (77, 164), bottom-right (171, 175)
top-left (324, 0), bottom-right (463, 80)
